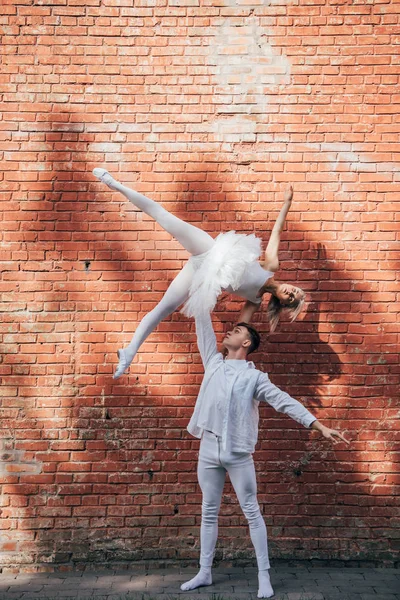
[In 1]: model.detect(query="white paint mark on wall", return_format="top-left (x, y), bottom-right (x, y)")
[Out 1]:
top-left (208, 5), bottom-right (291, 142)
top-left (0, 436), bottom-right (43, 477)
top-left (323, 144), bottom-right (400, 175)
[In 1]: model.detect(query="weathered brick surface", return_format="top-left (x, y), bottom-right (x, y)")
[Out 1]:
top-left (0, 0), bottom-right (399, 571)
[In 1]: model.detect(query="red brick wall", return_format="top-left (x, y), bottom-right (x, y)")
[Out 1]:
top-left (1, 0), bottom-right (399, 571)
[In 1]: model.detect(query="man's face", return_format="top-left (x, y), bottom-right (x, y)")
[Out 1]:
top-left (222, 324), bottom-right (250, 353)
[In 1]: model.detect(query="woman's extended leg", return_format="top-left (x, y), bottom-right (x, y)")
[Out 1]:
top-left (114, 262), bottom-right (194, 379)
top-left (93, 168), bottom-right (214, 256)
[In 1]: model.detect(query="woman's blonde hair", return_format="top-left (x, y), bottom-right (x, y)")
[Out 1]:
top-left (266, 291), bottom-right (306, 333)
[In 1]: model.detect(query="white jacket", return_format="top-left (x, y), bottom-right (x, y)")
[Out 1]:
top-left (187, 312), bottom-right (317, 453)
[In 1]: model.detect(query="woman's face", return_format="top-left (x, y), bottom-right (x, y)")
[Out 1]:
top-left (275, 284), bottom-right (303, 307)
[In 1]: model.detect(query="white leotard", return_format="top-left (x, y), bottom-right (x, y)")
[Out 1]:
top-left (225, 260), bottom-right (273, 305)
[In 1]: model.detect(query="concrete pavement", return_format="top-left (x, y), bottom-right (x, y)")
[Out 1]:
top-left (0, 564), bottom-right (399, 600)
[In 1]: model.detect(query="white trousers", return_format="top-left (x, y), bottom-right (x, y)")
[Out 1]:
top-left (197, 430), bottom-right (270, 570)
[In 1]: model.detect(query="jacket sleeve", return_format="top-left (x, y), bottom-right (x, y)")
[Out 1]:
top-left (254, 372), bottom-right (317, 428)
top-left (194, 311), bottom-right (218, 368)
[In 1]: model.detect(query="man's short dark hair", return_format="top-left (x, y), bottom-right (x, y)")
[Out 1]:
top-left (236, 322), bottom-right (261, 355)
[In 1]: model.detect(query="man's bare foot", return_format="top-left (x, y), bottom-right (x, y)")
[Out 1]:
top-left (180, 567), bottom-right (212, 591)
top-left (258, 570), bottom-right (274, 598)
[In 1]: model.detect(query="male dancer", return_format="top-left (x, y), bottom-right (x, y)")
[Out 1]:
top-left (181, 312), bottom-right (350, 598)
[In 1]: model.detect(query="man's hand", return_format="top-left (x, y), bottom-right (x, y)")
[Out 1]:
top-left (283, 185), bottom-right (293, 204)
top-left (311, 420), bottom-right (350, 446)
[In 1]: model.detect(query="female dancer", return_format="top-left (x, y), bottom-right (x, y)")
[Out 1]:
top-left (92, 168), bottom-right (305, 379)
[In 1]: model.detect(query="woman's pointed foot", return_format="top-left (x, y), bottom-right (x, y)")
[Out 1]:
top-left (113, 349), bottom-right (130, 379)
top-left (93, 168), bottom-right (119, 190)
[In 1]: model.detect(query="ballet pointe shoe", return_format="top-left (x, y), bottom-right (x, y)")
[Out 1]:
top-left (113, 349), bottom-right (130, 379)
top-left (92, 167), bottom-right (118, 189)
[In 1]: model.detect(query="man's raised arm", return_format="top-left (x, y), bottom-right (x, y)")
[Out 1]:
top-left (194, 311), bottom-right (218, 368)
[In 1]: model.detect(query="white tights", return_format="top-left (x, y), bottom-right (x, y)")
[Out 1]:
top-left (103, 175), bottom-right (214, 365)
top-left (180, 431), bottom-right (273, 597)
top-left (197, 431), bottom-right (270, 571)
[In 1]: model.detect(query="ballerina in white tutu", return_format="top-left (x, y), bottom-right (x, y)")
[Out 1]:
top-left (92, 168), bottom-right (305, 379)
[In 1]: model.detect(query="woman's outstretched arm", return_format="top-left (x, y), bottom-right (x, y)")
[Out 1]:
top-left (238, 300), bottom-right (260, 324)
top-left (263, 186), bottom-right (293, 272)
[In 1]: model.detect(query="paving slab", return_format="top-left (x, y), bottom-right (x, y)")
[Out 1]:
top-left (0, 565), bottom-right (399, 600)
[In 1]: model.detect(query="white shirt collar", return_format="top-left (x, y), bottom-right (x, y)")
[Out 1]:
top-left (223, 357), bottom-right (255, 369)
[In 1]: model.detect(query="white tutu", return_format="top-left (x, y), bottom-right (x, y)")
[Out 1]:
top-left (181, 231), bottom-right (262, 318)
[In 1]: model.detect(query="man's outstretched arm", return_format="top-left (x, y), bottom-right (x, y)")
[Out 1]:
top-left (309, 419), bottom-right (350, 445)
top-left (254, 373), bottom-right (350, 446)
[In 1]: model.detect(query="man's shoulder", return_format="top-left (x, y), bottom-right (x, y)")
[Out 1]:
top-left (249, 364), bottom-right (270, 382)
top-left (204, 352), bottom-right (224, 368)
top-left (234, 362), bottom-right (265, 380)
top-left (246, 360), bottom-right (265, 373)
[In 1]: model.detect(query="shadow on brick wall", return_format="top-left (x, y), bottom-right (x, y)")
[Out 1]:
top-left (2, 112), bottom-right (399, 568)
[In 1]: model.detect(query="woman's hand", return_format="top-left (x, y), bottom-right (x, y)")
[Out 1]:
top-left (311, 420), bottom-right (350, 446)
top-left (238, 300), bottom-right (260, 324)
top-left (284, 185), bottom-right (293, 204)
